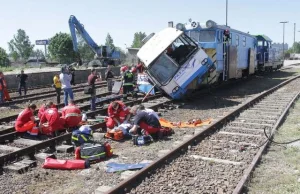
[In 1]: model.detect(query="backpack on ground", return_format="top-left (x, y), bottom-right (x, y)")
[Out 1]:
top-left (71, 125), bottom-right (93, 146)
top-left (132, 135), bottom-right (153, 145)
top-left (78, 143), bottom-right (107, 162)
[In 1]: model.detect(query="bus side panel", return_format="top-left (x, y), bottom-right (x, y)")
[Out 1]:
top-left (173, 49), bottom-right (211, 88)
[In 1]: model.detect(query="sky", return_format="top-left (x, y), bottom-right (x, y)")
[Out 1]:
top-left (0, 0), bottom-right (299, 53)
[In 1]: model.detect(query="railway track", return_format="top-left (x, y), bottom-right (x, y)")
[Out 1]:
top-left (105, 75), bottom-right (300, 194)
top-left (3, 81), bottom-right (111, 106)
top-left (0, 91), bottom-right (126, 141)
top-left (0, 94), bottom-right (170, 172)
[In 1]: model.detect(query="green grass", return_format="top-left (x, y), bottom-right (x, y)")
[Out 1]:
top-left (247, 101), bottom-right (300, 194)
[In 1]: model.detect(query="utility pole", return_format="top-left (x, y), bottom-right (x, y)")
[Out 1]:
top-left (280, 21), bottom-right (288, 59)
top-left (294, 23), bottom-right (296, 46)
top-left (226, 0), bottom-right (228, 26)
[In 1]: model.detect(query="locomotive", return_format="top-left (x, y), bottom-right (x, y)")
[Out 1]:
top-left (137, 20), bottom-right (283, 99)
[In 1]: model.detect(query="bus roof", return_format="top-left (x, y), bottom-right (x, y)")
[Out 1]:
top-left (137, 28), bottom-right (183, 67)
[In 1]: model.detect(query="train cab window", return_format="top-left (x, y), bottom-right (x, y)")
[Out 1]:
top-left (190, 31), bottom-right (200, 42)
top-left (242, 36), bottom-right (246, 47)
top-left (199, 31), bottom-right (216, 42)
top-left (217, 31), bottom-right (222, 42)
top-left (236, 35), bottom-right (239, 46)
top-left (148, 54), bottom-right (178, 85)
top-left (149, 34), bottom-right (198, 85)
top-left (169, 34), bottom-right (197, 65)
top-left (258, 41), bottom-right (263, 46)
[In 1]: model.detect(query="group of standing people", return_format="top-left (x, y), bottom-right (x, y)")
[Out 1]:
top-left (52, 66), bottom-right (75, 106)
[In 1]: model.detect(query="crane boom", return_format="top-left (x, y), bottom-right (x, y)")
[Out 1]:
top-left (68, 15), bottom-right (120, 65)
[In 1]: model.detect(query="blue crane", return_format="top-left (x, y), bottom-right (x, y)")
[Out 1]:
top-left (68, 15), bottom-right (120, 66)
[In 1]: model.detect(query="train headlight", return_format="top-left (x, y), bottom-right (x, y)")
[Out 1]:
top-left (172, 86), bottom-right (180, 94)
top-left (206, 20), bottom-right (217, 28)
top-left (176, 23), bottom-right (185, 31)
top-left (201, 58), bottom-right (208, 65)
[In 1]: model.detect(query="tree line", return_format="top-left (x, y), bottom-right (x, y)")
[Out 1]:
top-left (0, 29), bottom-right (147, 66)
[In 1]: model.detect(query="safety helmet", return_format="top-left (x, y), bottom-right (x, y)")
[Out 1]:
top-left (120, 66), bottom-right (128, 72)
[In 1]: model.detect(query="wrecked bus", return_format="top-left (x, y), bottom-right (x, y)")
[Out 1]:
top-left (137, 27), bottom-right (215, 99)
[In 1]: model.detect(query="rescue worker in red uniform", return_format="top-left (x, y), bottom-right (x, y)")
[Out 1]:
top-left (38, 101), bottom-right (56, 120)
top-left (39, 107), bottom-right (65, 136)
top-left (106, 101), bottom-right (130, 130)
top-left (61, 100), bottom-right (81, 128)
top-left (129, 105), bottom-right (161, 136)
top-left (15, 103), bottom-right (39, 136)
top-left (0, 72), bottom-right (11, 102)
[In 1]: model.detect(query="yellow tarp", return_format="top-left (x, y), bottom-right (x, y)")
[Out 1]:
top-left (159, 118), bottom-right (212, 128)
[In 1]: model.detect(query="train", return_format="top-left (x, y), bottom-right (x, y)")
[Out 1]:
top-left (137, 19), bottom-right (283, 99)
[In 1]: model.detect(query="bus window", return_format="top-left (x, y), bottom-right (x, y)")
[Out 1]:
top-left (148, 54), bottom-right (178, 85)
top-left (149, 34), bottom-right (198, 85)
top-left (170, 34), bottom-right (197, 65)
top-left (199, 31), bottom-right (216, 42)
top-left (236, 35), bottom-right (239, 46)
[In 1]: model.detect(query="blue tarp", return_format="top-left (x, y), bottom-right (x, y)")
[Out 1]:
top-left (106, 162), bottom-right (150, 173)
top-left (138, 84), bottom-right (155, 95)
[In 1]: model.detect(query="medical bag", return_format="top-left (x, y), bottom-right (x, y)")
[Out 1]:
top-left (71, 125), bottom-right (93, 146)
top-left (132, 135), bottom-right (153, 145)
top-left (105, 130), bottom-right (124, 141)
top-left (75, 143), bottom-right (107, 162)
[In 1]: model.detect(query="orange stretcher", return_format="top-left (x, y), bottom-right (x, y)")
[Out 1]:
top-left (159, 118), bottom-right (212, 128)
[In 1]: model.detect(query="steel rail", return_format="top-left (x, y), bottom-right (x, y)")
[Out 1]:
top-left (105, 75), bottom-right (300, 194)
top-left (232, 87), bottom-right (300, 193)
top-left (0, 92), bottom-right (112, 124)
top-left (9, 82), bottom-right (107, 101)
top-left (0, 94), bottom-right (166, 166)
top-left (2, 83), bottom-right (108, 106)
top-left (0, 92), bottom-right (122, 142)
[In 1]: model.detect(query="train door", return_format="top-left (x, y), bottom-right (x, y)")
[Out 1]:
top-left (220, 30), bottom-right (230, 81)
top-left (264, 41), bottom-right (269, 63)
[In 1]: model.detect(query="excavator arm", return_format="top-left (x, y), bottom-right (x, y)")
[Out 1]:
top-left (69, 15), bottom-right (103, 57)
top-left (68, 15), bottom-right (120, 65)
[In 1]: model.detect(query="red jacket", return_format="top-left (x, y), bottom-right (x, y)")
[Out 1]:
top-left (107, 101), bottom-right (129, 118)
top-left (40, 108), bottom-right (61, 126)
top-left (38, 104), bottom-right (57, 120)
top-left (61, 104), bottom-right (81, 127)
top-left (15, 108), bottom-right (33, 128)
